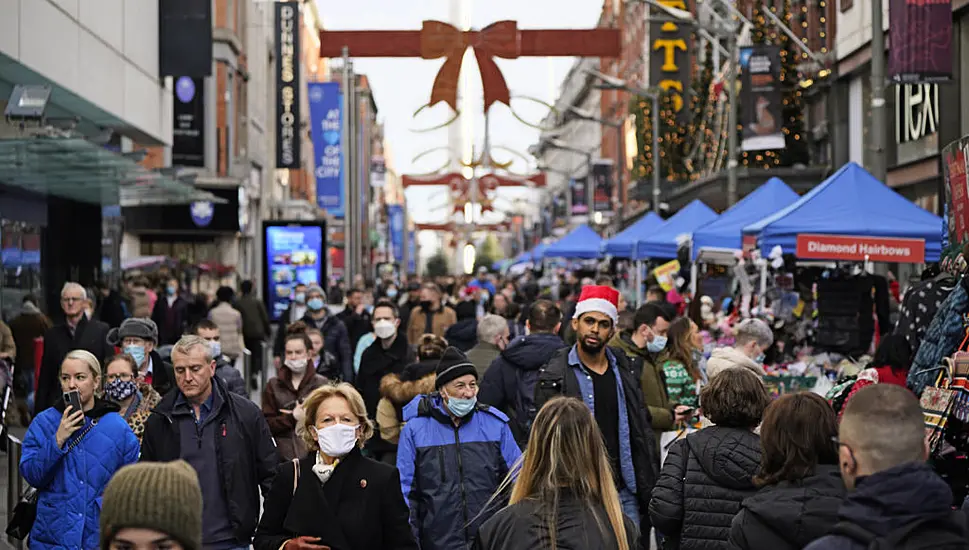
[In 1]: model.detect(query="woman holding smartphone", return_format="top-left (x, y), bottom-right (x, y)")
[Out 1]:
top-left (263, 322), bottom-right (327, 461)
top-left (20, 349), bottom-right (140, 549)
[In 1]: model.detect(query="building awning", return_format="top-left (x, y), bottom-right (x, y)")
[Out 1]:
top-left (0, 137), bottom-right (225, 206)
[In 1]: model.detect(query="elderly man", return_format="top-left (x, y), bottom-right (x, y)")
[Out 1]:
top-left (107, 317), bottom-right (175, 397)
top-left (466, 314), bottom-right (509, 377)
top-left (35, 282), bottom-right (112, 411)
top-left (707, 318), bottom-right (774, 379)
top-left (141, 334), bottom-right (277, 550)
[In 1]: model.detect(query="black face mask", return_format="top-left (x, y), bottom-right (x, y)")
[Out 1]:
top-left (420, 300), bottom-right (433, 311)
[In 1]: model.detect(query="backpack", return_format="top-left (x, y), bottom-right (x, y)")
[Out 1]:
top-left (509, 367), bottom-right (539, 446)
top-left (830, 512), bottom-right (969, 549)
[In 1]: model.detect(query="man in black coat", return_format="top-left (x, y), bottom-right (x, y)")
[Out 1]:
top-left (36, 282), bottom-right (113, 412)
top-left (337, 288), bottom-right (373, 350)
top-left (141, 334), bottom-right (278, 549)
top-left (533, 286), bottom-right (658, 548)
top-left (151, 276), bottom-right (190, 346)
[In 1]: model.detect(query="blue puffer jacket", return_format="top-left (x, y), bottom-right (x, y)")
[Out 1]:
top-left (21, 400), bottom-right (140, 549)
top-left (397, 394), bottom-right (521, 550)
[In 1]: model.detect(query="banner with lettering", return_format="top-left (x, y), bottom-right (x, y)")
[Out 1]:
top-left (942, 136), bottom-right (969, 253)
top-left (888, 0), bottom-right (952, 83)
top-left (795, 234), bottom-right (925, 263)
top-left (739, 45), bottom-right (785, 152)
top-left (308, 81), bottom-right (344, 217)
top-left (570, 177), bottom-right (589, 215)
top-left (648, 0), bottom-right (692, 125)
top-left (387, 204), bottom-right (405, 262)
top-left (592, 160), bottom-right (614, 212)
top-left (274, 2), bottom-right (301, 168)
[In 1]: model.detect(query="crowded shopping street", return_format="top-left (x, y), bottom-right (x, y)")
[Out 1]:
top-left (2, 0), bottom-right (969, 549)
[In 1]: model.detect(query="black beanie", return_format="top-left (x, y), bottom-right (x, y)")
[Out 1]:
top-left (435, 347), bottom-right (477, 389)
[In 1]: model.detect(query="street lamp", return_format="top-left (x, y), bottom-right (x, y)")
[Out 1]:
top-left (630, 0), bottom-right (741, 205)
top-left (585, 69), bottom-right (663, 215)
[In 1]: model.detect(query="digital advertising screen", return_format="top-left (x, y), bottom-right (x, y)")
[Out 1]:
top-left (263, 221), bottom-right (327, 322)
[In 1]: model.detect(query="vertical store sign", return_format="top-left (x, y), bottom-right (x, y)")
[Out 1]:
top-left (942, 136), bottom-right (969, 251)
top-left (387, 204), bottom-right (405, 262)
top-left (649, 0), bottom-right (692, 124)
top-left (308, 82), bottom-right (345, 218)
top-left (592, 160), bottom-right (614, 212)
top-left (895, 84), bottom-right (940, 165)
top-left (570, 177), bottom-right (589, 215)
top-left (739, 46), bottom-right (785, 152)
top-left (887, 0), bottom-right (952, 83)
top-left (172, 76), bottom-right (205, 166)
top-left (407, 230), bottom-right (417, 274)
top-left (275, 2), bottom-right (301, 169)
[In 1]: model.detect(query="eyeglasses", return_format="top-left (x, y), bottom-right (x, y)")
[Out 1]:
top-left (61, 297), bottom-right (83, 304)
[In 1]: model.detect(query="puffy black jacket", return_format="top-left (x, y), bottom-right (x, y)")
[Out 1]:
top-left (444, 318), bottom-right (478, 352)
top-left (804, 462), bottom-right (969, 550)
top-left (649, 426), bottom-right (760, 550)
top-left (140, 377), bottom-right (279, 545)
top-left (473, 495), bottom-right (639, 550)
top-left (478, 332), bottom-right (566, 446)
top-left (729, 464), bottom-right (846, 550)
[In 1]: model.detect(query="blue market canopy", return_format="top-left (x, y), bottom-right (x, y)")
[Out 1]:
top-left (543, 224), bottom-right (603, 260)
top-left (634, 200), bottom-right (718, 260)
top-left (743, 162), bottom-right (943, 261)
top-left (602, 211), bottom-right (665, 258)
top-left (531, 243), bottom-right (549, 262)
top-left (692, 177), bottom-right (799, 259)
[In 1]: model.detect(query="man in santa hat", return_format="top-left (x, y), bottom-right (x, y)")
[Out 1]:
top-left (535, 285), bottom-right (659, 543)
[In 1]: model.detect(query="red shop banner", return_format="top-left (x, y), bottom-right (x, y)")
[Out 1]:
top-left (795, 234), bottom-right (925, 264)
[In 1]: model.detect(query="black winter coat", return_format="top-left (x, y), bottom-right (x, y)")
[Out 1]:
top-left (254, 448), bottom-right (417, 550)
top-left (140, 377), bottom-right (279, 545)
top-left (445, 318), bottom-right (478, 352)
top-left (36, 316), bottom-right (112, 411)
top-left (145, 349), bottom-right (176, 398)
top-left (534, 347), bottom-right (658, 545)
top-left (473, 495), bottom-right (639, 550)
top-left (649, 426), bottom-right (761, 550)
top-left (729, 464), bottom-right (846, 550)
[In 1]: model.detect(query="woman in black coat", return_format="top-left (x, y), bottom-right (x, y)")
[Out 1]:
top-left (649, 369), bottom-right (770, 550)
top-left (254, 383), bottom-right (417, 550)
top-left (729, 393), bottom-right (846, 550)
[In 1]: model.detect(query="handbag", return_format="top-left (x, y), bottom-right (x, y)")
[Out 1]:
top-left (5, 418), bottom-right (99, 540)
top-left (921, 363), bottom-right (956, 453)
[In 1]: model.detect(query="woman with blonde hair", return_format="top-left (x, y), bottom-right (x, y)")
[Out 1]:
top-left (254, 382), bottom-right (416, 550)
top-left (21, 349), bottom-right (140, 549)
top-left (474, 396), bottom-right (636, 550)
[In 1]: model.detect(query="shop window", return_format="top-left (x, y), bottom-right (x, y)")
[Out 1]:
top-left (0, 221), bottom-right (43, 320)
top-left (139, 241), bottom-right (220, 265)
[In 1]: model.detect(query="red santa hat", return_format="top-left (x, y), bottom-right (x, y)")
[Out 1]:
top-left (573, 285), bottom-right (619, 325)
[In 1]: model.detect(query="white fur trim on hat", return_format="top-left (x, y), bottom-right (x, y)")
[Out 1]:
top-left (573, 297), bottom-right (618, 324)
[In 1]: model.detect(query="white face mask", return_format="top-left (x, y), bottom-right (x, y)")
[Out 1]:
top-left (316, 423), bottom-right (359, 458)
top-left (284, 358), bottom-right (307, 374)
top-left (373, 320), bottom-right (396, 340)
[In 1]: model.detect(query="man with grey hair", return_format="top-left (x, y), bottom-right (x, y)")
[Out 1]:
top-left (804, 384), bottom-right (968, 549)
top-left (142, 334), bottom-right (277, 550)
top-left (106, 317), bottom-right (174, 396)
top-left (466, 314), bottom-right (510, 377)
top-left (706, 318), bottom-right (773, 379)
top-left (36, 282), bottom-right (112, 411)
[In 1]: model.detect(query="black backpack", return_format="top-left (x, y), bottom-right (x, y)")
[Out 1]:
top-left (830, 512), bottom-right (969, 549)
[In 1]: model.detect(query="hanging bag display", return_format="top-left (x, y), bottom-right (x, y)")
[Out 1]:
top-left (921, 361), bottom-right (956, 454)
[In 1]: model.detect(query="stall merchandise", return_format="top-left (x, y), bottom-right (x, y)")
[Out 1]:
top-left (896, 274), bottom-right (960, 356)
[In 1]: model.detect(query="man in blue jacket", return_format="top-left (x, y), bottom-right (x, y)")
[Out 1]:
top-left (397, 347), bottom-right (521, 550)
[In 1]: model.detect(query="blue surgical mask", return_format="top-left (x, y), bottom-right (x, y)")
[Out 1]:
top-left (386, 288), bottom-right (398, 299)
top-left (444, 393), bottom-right (477, 418)
top-left (124, 344), bottom-right (146, 366)
top-left (647, 334), bottom-right (668, 353)
top-left (755, 352), bottom-right (766, 364)
top-left (294, 292), bottom-right (306, 304)
top-left (210, 341), bottom-right (222, 358)
top-left (166, 285), bottom-right (177, 296)
top-left (307, 298), bottom-right (325, 311)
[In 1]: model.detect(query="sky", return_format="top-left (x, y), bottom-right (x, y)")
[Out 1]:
top-left (316, 0), bottom-right (605, 247)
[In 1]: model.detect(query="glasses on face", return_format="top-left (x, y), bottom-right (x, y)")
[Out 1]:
top-left (106, 372), bottom-right (134, 383)
top-left (61, 296), bottom-right (83, 304)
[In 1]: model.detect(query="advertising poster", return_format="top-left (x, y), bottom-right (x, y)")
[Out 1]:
top-left (407, 230), bottom-right (417, 274)
top-left (942, 136), bottom-right (969, 252)
top-left (172, 76), bottom-right (205, 166)
top-left (592, 160), bottom-right (614, 212)
top-left (888, 0), bottom-right (953, 83)
top-left (308, 81), bottom-right (344, 217)
top-left (570, 176), bottom-right (589, 215)
top-left (740, 45), bottom-right (786, 152)
top-left (263, 222), bottom-right (326, 321)
top-left (387, 204), bottom-right (405, 262)
top-left (275, 2), bottom-right (301, 169)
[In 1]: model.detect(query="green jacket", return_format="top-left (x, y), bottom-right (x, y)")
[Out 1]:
top-left (609, 331), bottom-right (674, 447)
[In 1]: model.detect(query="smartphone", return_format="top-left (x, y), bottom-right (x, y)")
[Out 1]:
top-left (63, 390), bottom-right (82, 413)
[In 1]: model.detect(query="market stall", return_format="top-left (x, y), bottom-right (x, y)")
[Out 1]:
top-left (542, 224), bottom-right (603, 260)
top-left (634, 200), bottom-right (718, 260)
top-left (602, 212), bottom-right (664, 258)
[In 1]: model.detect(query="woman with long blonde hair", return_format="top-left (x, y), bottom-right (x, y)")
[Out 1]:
top-left (473, 396), bottom-right (636, 550)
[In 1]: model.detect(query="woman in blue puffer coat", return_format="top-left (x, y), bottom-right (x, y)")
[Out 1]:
top-left (21, 349), bottom-right (140, 549)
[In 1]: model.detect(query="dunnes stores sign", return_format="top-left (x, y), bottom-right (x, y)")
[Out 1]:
top-left (275, 2), bottom-right (301, 169)
top-left (649, 0), bottom-right (692, 124)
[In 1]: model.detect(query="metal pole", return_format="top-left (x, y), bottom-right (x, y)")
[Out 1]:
top-left (727, 31), bottom-right (740, 206)
top-left (651, 95), bottom-right (661, 213)
top-left (616, 123), bottom-right (625, 225)
top-left (341, 49), bottom-right (354, 285)
top-left (869, 0), bottom-right (887, 183)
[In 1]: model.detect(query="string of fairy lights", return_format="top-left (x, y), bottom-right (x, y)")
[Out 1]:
top-left (632, 0), bottom-right (824, 182)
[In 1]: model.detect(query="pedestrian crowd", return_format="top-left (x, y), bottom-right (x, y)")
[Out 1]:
top-left (6, 270), bottom-right (969, 550)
